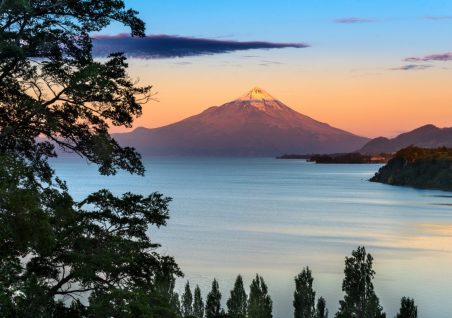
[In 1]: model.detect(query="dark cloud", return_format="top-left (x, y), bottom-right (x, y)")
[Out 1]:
top-left (334, 17), bottom-right (376, 24)
top-left (405, 52), bottom-right (452, 62)
top-left (92, 34), bottom-right (309, 59)
top-left (423, 16), bottom-right (452, 20)
top-left (390, 64), bottom-right (433, 71)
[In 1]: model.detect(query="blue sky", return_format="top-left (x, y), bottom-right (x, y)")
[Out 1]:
top-left (102, 0), bottom-right (452, 63)
top-left (110, 1), bottom-right (450, 42)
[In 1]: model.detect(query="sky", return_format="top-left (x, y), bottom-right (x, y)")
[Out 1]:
top-left (97, 0), bottom-right (452, 138)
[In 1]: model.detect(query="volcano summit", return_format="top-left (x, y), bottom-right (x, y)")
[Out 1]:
top-left (114, 87), bottom-right (369, 156)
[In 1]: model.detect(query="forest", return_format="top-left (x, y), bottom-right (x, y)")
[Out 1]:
top-left (371, 146), bottom-right (452, 191)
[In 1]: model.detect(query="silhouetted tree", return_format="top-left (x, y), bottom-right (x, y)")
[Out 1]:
top-left (193, 285), bottom-right (205, 318)
top-left (396, 297), bottom-right (417, 318)
top-left (227, 275), bottom-right (247, 318)
top-left (0, 0), bottom-right (150, 176)
top-left (182, 281), bottom-right (194, 317)
top-left (316, 297), bottom-right (328, 318)
top-left (0, 0), bottom-right (180, 316)
top-left (153, 263), bottom-right (184, 317)
top-left (336, 246), bottom-right (385, 318)
top-left (171, 293), bottom-right (182, 317)
top-left (248, 274), bottom-right (272, 318)
top-left (206, 279), bottom-right (222, 318)
top-left (294, 267), bottom-right (316, 318)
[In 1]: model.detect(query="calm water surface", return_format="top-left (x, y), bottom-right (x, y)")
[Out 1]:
top-left (53, 158), bottom-right (452, 317)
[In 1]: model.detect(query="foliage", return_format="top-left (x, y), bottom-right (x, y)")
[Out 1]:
top-left (0, 0), bottom-right (151, 178)
top-left (316, 297), bottom-right (328, 318)
top-left (193, 285), bottom-right (205, 318)
top-left (227, 275), bottom-right (248, 318)
top-left (0, 0), bottom-right (148, 200)
top-left (0, 155), bottom-right (182, 316)
top-left (396, 297), bottom-right (417, 318)
top-left (293, 267), bottom-right (316, 318)
top-left (0, 0), bottom-right (181, 316)
top-left (88, 287), bottom-right (179, 318)
top-left (205, 279), bottom-right (223, 318)
top-left (248, 274), bottom-right (272, 318)
top-left (182, 281), bottom-right (194, 317)
top-left (371, 146), bottom-right (452, 191)
top-left (171, 293), bottom-right (183, 317)
top-left (336, 246), bottom-right (385, 318)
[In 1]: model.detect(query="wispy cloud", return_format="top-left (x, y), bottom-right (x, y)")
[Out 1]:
top-left (405, 52), bottom-right (452, 62)
top-left (92, 34), bottom-right (309, 59)
top-left (390, 64), bottom-right (433, 71)
top-left (422, 15), bottom-right (452, 20)
top-left (173, 61), bottom-right (192, 66)
top-left (259, 60), bottom-right (284, 67)
top-left (334, 17), bottom-right (376, 24)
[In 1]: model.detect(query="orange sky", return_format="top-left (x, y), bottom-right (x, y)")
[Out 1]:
top-left (112, 56), bottom-right (452, 139)
top-left (97, 0), bottom-right (452, 139)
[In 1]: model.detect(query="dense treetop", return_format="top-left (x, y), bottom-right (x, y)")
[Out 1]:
top-left (371, 146), bottom-right (452, 191)
top-left (0, 0), bottom-right (151, 177)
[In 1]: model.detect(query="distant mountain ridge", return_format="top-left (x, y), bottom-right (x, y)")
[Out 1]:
top-left (114, 87), bottom-right (370, 156)
top-left (359, 124), bottom-right (452, 154)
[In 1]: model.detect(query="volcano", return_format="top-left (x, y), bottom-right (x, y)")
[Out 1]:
top-left (114, 87), bottom-right (369, 156)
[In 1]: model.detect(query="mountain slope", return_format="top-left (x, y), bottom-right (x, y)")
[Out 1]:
top-left (359, 124), bottom-right (452, 154)
top-left (114, 87), bottom-right (370, 156)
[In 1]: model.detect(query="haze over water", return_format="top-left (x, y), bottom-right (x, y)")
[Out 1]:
top-left (53, 158), bottom-right (452, 317)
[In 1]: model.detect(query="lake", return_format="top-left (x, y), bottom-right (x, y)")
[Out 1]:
top-left (52, 158), bottom-right (452, 317)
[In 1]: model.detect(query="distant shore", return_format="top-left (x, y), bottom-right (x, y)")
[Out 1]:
top-left (370, 146), bottom-right (452, 191)
top-left (277, 152), bottom-right (391, 164)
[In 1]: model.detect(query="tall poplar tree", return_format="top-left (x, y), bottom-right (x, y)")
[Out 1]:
top-left (247, 274), bottom-right (272, 318)
top-left (205, 279), bottom-right (222, 318)
top-left (396, 297), bottom-right (417, 318)
top-left (335, 247), bottom-right (385, 318)
top-left (193, 285), bottom-right (205, 318)
top-left (293, 267), bottom-right (316, 318)
top-left (182, 281), bottom-right (194, 317)
top-left (316, 297), bottom-right (328, 318)
top-left (227, 275), bottom-right (248, 318)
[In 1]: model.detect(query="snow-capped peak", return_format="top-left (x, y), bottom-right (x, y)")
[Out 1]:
top-left (238, 87), bottom-right (275, 101)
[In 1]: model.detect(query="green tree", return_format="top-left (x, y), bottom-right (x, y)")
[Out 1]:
top-left (0, 0), bottom-right (149, 177)
top-left (247, 274), bottom-right (272, 318)
top-left (182, 281), bottom-right (194, 317)
top-left (0, 0), bottom-right (181, 316)
top-left (154, 267), bottom-right (183, 316)
top-left (293, 267), bottom-right (316, 318)
top-left (336, 246), bottom-right (385, 318)
top-left (193, 285), bottom-right (205, 318)
top-left (0, 158), bottom-right (181, 317)
top-left (316, 297), bottom-right (328, 318)
top-left (227, 275), bottom-right (247, 318)
top-left (396, 297), bottom-right (417, 318)
top-left (171, 293), bottom-right (182, 317)
top-left (205, 279), bottom-right (222, 318)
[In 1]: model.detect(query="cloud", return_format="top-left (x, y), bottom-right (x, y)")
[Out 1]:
top-left (423, 16), bottom-right (452, 20)
top-left (405, 52), bottom-right (452, 62)
top-left (173, 61), bottom-right (192, 66)
top-left (334, 17), bottom-right (376, 24)
top-left (92, 34), bottom-right (309, 59)
top-left (259, 60), bottom-right (284, 67)
top-left (390, 64), bottom-right (433, 71)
